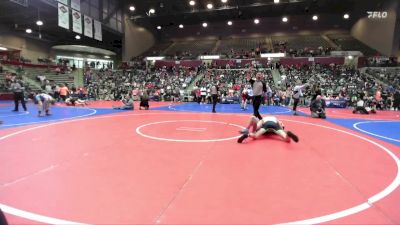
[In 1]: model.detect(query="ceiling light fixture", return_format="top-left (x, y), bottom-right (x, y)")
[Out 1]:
top-left (207, 3), bottom-right (213, 9)
top-left (274, 0), bottom-right (279, 3)
top-left (26, 28), bottom-right (32, 33)
top-left (282, 17), bottom-right (288, 22)
top-left (189, 0), bottom-right (195, 6)
top-left (227, 21), bottom-right (233, 26)
top-left (312, 15), bottom-right (318, 21)
top-left (202, 22), bottom-right (208, 27)
top-left (254, 18), bottom-right (260, 24)
top-left (157, 26), bottom-right (162, 30)
top-left (343, 13), bottom-right (349, 19)
top-left (75, 35), bottom-right (81, 39)
top-left (129, 6), bottom-right (135, 11)
top-left (36, 20), bottom-right (43, 26)
top-left (179, 24), bottom-right (184, 28)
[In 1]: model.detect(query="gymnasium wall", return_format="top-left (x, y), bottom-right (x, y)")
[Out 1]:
top-left (123, 17), bottom-right (155, 61)
top-left (351, 0), bottom-right (399, 56)
top-left (0, 34), bottom-right (51, 63)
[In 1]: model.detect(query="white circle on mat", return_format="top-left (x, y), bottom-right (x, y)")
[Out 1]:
top-left (136, 120), bottom-right (245, 142)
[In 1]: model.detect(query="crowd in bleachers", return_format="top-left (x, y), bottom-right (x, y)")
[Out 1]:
top-left (278, 63), bottom-right (399, 109)
top-left (364, 67), bottom-right (400, 91)
top-left (84, 66), bottom-right (199, 101)
top-left (192, 68), bottom-right (275, 104)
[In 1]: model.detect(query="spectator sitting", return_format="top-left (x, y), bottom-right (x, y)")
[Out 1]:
top-left (113, 95), bottom-right (134, 110)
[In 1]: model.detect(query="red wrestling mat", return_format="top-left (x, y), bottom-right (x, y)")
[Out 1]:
top-left (1, 112), bottom-right (399, 224)
top-left (298, 107), bottom-right (400, 120)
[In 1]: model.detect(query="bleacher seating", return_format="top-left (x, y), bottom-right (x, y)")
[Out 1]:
top-left (143, 42), bottom-right (173, 56)
top-left (272, 35), bottom-right (330, 50)
top-left (327, 33), bottom-right (378, 56)
top-left (28, 68), bottom-right (73, 84)
top-left (364, 67), bottom-right (400, 88)
top-left (217, 37), bottom-right (266, 55)
top-left (165, 39), bottom-right (217, 58)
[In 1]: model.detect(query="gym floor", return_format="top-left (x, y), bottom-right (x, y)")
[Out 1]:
top-left (1, 101), bottom-right (399, 224)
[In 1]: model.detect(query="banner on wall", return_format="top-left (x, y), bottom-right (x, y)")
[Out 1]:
top-left (93, 20), bottom-right (102, 41)
top-left (325, 100), bottom-right (347, 108)
top-left (57, 0), bottom-right (68, 5)
top-left (71, 0), bottom-right (80, 11)
top-left (84, 15), bottom-right (93, 38)
top-left (58, 3), bottom-right (69, 29)
top-left (72, 10), bottom-right (82, 34)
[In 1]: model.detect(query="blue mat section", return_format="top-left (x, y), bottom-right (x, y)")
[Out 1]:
top-left (327, 118), bottom-right (400, 146)
top-left (0, 103), bottom-right (121, 129)
top-left (153, 103), bottom-right (302, 115)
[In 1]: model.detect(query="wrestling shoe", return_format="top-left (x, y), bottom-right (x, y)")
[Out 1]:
top-left (287, 131), bottom-right (299, 142)
top-left (237, 134), bottom-right (249, 143)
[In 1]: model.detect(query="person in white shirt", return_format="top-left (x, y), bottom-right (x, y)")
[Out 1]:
top-left (237, 116), bottom-right (299, 143)
top-left (292, 82), bottom-right (309, 115)
top-left (200, 86), bottom-right (207, 104)
top-left (35, 93), bottom-right (55, 116)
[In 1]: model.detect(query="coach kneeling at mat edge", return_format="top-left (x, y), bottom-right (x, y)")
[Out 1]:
top-left (310, 95), bottom-right (326, 119)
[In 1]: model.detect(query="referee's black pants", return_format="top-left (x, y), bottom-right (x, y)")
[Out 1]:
top-left (13, 92), bottom-right (27, 111)
top-left (293, 98), bottom-right (300, 112)
top-left (212, 94), bottom-right (218, 112)
top-left (253, 95), bottom-right (262, 120)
